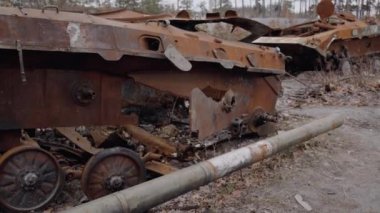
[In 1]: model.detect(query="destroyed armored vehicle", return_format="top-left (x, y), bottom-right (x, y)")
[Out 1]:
top-left (253, 0), bottom-right (380, 73)
top-left (0, 6), bottom-right (285, 211)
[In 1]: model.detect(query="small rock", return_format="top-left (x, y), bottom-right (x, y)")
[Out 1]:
top-left (161, 124), bottom-right (179, 137)
top-left (295, 194), bottom-right (312, 211)
top-left (43, 208), bottom-right (54, 213)
top-left (282, 113), bottom-right (290, 119)
top-left (140, 124), bottom-right (155, 132)
top-left (325, 83), bottom-right (336, 92)
top-left (327, 191), bottom-right (336, 195)
top-left (79, 195), bottom-right (88, 204)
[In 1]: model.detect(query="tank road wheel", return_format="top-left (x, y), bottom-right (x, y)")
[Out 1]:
top-left (0, 146), bottom-right (63, 212)
top-left (81, 147), bottom-right (146, 200)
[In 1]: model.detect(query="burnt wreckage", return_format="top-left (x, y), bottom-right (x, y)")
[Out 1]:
top-left (0, 6), bottom-right (285, 211)
top-left (164, 0), bottom-right (380, 74)
top-left (253, 0), bottom-right (380, 73)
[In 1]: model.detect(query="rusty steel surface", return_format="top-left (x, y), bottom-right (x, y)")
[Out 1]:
top-left (93, 8), bottom-right (172, 23)
top-left (0, 145), bottom-right (64, 211)
top-left (252, 0), bottom-right (380, 73)
top-left (124, 125), bottom-right (177, 156)
top-left (81, 147), bottom-right (146, 200)
top-left (0, 66), bottom-right (138, 129)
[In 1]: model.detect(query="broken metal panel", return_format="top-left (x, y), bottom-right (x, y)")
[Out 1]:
top-left (189, 75), bottom-right (279, 140)
top-left (145, 161), bottom-right (178, 175)
top-left (164, 44), bottom-right (192, 71)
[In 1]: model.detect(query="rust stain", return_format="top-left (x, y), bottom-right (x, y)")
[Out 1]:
top-left (248, 141), bottom-right (272, 162)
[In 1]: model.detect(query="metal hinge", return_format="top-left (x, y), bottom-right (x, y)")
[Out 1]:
top-left (16, 40), bottom-right (27, 83)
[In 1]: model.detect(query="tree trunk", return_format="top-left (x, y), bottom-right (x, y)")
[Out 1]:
top-left (263, 0), bottom-right (266, 16)
top-left (242, 0), bottom-right (245, 16)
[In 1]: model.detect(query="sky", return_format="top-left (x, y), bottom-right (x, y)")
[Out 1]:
top-left (161, 0), bottom-right (268, 8)
top-left (161, 0), bottom-right (209, 10)
top-left (161, 0), bottom-right (305, 13)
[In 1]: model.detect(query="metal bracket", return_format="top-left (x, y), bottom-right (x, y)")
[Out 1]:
top-left (16, 40), bottom-right (27, 83)
top-left (42, 5), bottom-right (59, 14)
top-left (17, 6), bottom-right (27, 15)
top-left (56, 127), bottom-right (101, 155)
top-left (164, 44), bottom-right (192, 72)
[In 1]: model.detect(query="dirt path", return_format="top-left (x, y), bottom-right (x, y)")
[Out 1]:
top-left (154, 77), bottom-right (380, 213)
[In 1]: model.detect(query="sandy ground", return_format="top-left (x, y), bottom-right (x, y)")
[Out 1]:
top-left (153, 74), bottom-right (380, 213)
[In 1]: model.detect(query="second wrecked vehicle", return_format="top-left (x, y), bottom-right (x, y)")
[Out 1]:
top-left (253, 0), bottom-right (380, 73)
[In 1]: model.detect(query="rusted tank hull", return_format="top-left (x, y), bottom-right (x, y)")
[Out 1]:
top-left (0, 48), bottom-right (281, 141)
top-left (0, 6), bottom-right (284, 139)
top-left (0, 6), bottom-right (285, 211)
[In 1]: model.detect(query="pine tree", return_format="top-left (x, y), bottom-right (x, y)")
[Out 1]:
top-left (220, 0), bottom-right (232, 11)
top-left (179, 0), bottom-right (192, 10)
top-left (141, 0), bottom-right (162, 14)
top-left (116, 0), bottom-right (140, 9)
top-left (198, 1), bottom-right (208, 16)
